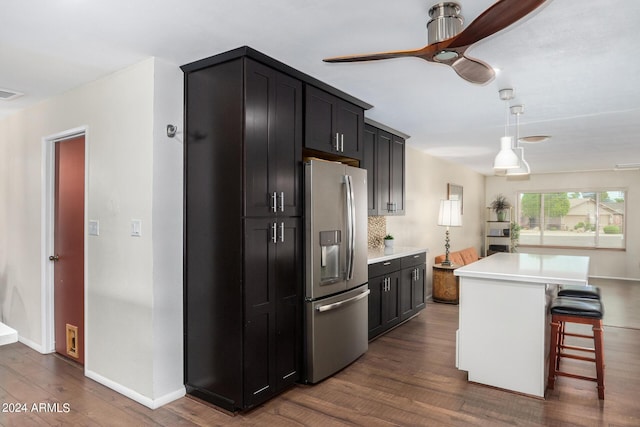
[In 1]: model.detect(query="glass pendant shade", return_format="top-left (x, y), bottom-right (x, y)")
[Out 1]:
top-left (493, 136), bottom-right (519, 170)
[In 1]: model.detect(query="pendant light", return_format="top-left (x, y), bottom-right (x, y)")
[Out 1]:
top-left (493, 89), bottom-right (519, 171)
top-left (506, 105), bottom-right (530, 176)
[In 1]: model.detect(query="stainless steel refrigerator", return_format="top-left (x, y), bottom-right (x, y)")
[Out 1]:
top-left (303, 159), bottom-right (369, 383)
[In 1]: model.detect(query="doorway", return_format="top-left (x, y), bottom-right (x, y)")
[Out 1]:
top-left (43, 130), bottom-right (87, 365)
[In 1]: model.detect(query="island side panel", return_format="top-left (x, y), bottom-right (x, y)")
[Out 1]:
top-left (457, 276), bottom-right (550, 397)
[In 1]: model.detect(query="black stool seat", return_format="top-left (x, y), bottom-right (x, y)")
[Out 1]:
top-left (557, 284), bottom-right (601, 299)
top-left (550, 297), bottom-right (603, 319)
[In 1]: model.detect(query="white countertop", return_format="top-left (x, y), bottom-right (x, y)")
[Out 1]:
top-left (454, 252), bottom-right (589, 286)
top-left (368, 246), bottom-right (428, 264)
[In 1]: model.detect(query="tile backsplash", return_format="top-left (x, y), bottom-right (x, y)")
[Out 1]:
top-left (368, 216), bottom-right (387, 248)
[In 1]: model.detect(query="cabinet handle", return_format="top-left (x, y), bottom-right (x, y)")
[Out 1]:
top-left (271, 222), bottom-right (277, 243)
top-left (279, 191), bottom-right (285, 212)
top-left (279, 222), bottom-right (285, 243)
top-left (340, 134), bottom-right (344, 152)
top-left (383, 261), bottom-right (391, 266)
top-left (335, 132), bottom-right (340, 151)
top-left (271, 192), bottom-right (277, 213)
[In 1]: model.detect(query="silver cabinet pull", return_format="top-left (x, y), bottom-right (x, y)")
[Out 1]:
top-left (340, 134), bottom-right (344, 152)
top-left (271, 222), bottom-right (277, 243)
top-left (335, 132), bottom-right (340, 151)
top-left (271, 192), bottom-right (277, 212)
top-left (383, 261), bottom-right (391, 266)
top-left (280, 222), bottom-right (285, 243)
top-left (279, 191), bottom-right (285, 212)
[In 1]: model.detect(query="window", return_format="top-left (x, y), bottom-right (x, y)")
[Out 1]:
top-left (517, 190), bottom-right (626, 249)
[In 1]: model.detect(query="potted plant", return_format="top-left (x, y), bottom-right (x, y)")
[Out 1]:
top-left (490, 194), bottom-right (511, 221)
top-left (384, 234), bottom-right (394, 248)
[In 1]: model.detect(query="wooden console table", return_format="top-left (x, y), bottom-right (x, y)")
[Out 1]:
top-left (432, 263), bottom-right (459, 304)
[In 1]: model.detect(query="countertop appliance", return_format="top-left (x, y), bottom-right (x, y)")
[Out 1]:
top-left (303, 159), bottom-right (369, 383)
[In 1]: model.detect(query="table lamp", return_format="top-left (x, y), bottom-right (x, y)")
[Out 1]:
top-left (438, 199), bottom-right (462, 266)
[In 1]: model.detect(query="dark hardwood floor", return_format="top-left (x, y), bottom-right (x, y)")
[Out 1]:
top-left (1, 279), bottom-right (639, 426)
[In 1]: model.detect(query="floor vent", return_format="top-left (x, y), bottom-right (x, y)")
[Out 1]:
top-left (0, 88), bottom-right (24, 101)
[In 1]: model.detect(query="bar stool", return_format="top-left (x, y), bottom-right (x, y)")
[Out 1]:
top-left (547, 296), bottom-right (605, 399)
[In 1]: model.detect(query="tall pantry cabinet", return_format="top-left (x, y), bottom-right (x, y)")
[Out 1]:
top-left (182, 51), bottom-right (302, 411)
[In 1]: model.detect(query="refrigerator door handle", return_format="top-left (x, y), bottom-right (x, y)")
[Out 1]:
top-left (316, 289), bottom-right (370, 312)
top-left (344, 174), bottom-right (355, 281)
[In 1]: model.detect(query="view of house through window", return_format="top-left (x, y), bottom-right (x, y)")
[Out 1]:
top-left (516, 190), bottom-right (626, 249)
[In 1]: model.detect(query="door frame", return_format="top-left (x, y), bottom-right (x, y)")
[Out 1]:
top-left (41, 126), bottom-right (89, 364)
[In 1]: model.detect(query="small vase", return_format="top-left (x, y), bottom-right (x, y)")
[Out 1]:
top-left (384, 239), bottom-right (394, 248)
top-left (497, 211), bottom-right (506, 221)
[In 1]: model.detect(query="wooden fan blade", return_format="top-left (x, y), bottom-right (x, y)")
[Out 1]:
top-left (450, 55), bottom-right (495, 85)
top-left (448, 0), bottom-right (547, 49)
top-left (323, 47), bottom-right (429, 63)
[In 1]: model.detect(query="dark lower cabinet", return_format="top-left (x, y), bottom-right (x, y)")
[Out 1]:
top-left (243, 218), bottom-right (301, 406)
top-left (368, 252), bottom-right (426, 340)
top-left (368, 271), bottom-right (401, 339)
top-left (182, 49), bottom-right (302, 412)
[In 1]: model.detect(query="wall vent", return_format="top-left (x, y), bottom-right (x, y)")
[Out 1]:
top-left (0, 88), bottom-right (24, 101)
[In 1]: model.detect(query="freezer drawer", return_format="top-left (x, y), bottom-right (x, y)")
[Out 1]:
top-left (304, 284), bottom-right (369, 383)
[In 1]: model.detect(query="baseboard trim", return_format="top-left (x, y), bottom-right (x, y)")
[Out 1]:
top-left (18, 335), bottom-right (44, 353)
top-left (85, 369), bottom-right (185, 409)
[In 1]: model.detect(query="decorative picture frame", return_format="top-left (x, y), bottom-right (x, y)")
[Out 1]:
top-left (447, 183), bottom-right (463, 214)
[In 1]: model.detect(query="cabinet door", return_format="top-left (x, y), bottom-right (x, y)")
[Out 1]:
top-left (384, 272), bottom-right (401, 329)
top-left (390, 135), bottom-right (405, 215)
top-left (413, 264), bottom-right (426, 313)
top-left (243, 218), bottom-right (277, 406)
top-left (368, 275), bottom-right (385, 339)
top-left (336, 99), bottom-right (363, 160)
top-left (245, 59), bottom-right (302, 217)
top-left (376, 130), bottom-right (393, 214)
top-left (274, 218), bottom-right (302, 390)
top-left (305, 85), bottom-right (337, 154)
top-left (362, 124), bottom-right (378, 215)
top-left (399, 267), bottom-right (414, 321)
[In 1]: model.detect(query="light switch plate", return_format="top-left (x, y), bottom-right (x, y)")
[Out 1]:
top-left (131, 219), bottom-right (142, 237)
top-left (89, 220), bottom-right (99, 236)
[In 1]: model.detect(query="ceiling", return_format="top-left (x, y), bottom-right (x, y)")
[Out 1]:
top-left (2, 0), bottom-right (640, 176)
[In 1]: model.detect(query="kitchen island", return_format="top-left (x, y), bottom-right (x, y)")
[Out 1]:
top-left (454, 252), bottom-right (590, 398)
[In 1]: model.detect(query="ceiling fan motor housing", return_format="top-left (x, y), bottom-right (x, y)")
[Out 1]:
top-left (427, 2), bottom-right (463, 44)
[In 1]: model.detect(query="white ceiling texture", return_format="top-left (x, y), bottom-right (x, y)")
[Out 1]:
top-left (2, 0), bottom-right (639, 175)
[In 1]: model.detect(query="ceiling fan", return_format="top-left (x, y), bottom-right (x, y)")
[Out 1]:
top-left (323, 0), bottom-right (547, 85)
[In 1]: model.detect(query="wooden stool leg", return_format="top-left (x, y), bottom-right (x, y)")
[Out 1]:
top-left (593, 320), bottom-right (605, 400)
top-left (556, 320), bottom-right (565, 370)
top-left (547, 317), bottom-right (561, 390)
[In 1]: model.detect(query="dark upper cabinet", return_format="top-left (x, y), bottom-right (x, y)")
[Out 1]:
top-left (245, 60), bottom-right (302, 217)
top-left (362, 122), bottom-right (407, 216)
top-left (305, 85), bottom-right (364, 161)
top-left (183, 53), bottom-right (302, 412)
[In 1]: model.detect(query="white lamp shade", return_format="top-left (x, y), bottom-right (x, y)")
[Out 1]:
top-left (493, 136), bottom-right (519, 170)
top-left (506, 147), bottom-right (530, 176)
top-left (438, 199), bottom-right (462, 227)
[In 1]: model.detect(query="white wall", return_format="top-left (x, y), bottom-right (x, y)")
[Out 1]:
top-left (0, 58), bottom-right (184, 407)
top-left (386, 145), bottom-right (486, 293)
top-left (486, 170), bottom-right (640, 280)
